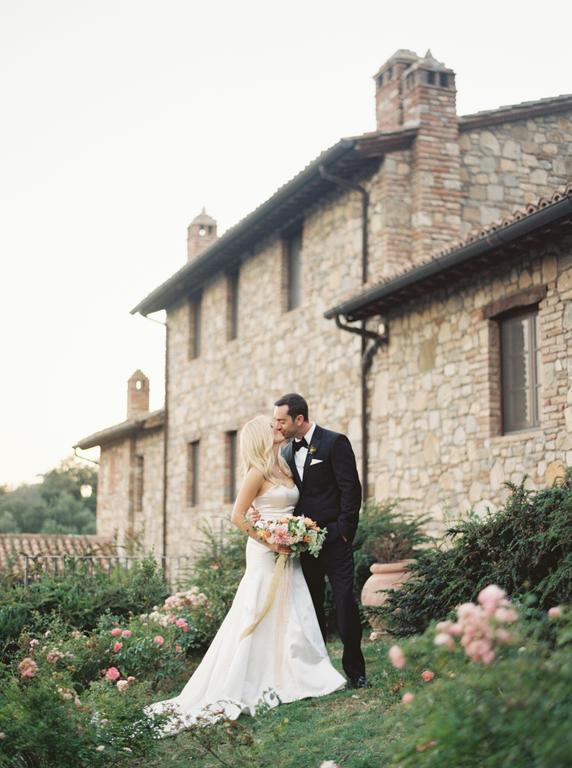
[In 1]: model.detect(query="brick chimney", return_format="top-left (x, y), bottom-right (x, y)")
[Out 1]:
top-left (374, 49), bottom-right (419, 132)
top-left (127, 370), bottom-right (149, 419)
top-left (187, 208), bottom-right (218, 262)
top-left (375, 49), bottom-right (461, 261)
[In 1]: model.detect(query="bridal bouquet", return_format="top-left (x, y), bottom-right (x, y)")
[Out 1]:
top-left (253, 516), bottom-right (326, 558)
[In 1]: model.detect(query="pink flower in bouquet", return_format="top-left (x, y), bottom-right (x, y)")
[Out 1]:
top-left (153, 635), bottom-right (165, 646)
top-left (127, 676), bottom-right (136, 684)
top-left (105, 667), bottom-right (120, 681)
top-left (548, 606), bottom-right (562, 619)
top-left (18, 657), bottom-right (38, 678)
top-left (421, 670), bottom-right (435, 682)
top-left (113, 642), bottom-right (123, 653)
top-left (110, 627), bottom-right (123, 637)
top-left (116, 680), bottom-right (129, 693)
top-left (401, 692), bottom-right (415, 704)
top-left (270, 525), bottom-right (292, 547)
top-left (29, 638), bottom-right (39, 650)
top-left (121, 630), bottom-right (132, 638)
top-left (388, 644), bottom-right (406, 669)
top-left (176, 644), bottom-right (183, 653)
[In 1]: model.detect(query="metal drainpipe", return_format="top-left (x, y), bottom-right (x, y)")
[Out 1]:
top-left (141, 313), bottom-right (169, 566)
top-left (318, 165), bottom-right (378, 501)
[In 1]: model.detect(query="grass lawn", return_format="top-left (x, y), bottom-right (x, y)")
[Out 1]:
top-left (132, 638), bottom-right (409, 768)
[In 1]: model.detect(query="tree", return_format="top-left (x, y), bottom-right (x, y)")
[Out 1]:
top-left (0, 457), bottom-right (98, 534)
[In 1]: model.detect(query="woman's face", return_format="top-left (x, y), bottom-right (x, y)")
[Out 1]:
top-left (272, 421), bottom-right (285, 445)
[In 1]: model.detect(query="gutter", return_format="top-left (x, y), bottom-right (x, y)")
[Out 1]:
top-left (318, 164), bottom-right (386, 502)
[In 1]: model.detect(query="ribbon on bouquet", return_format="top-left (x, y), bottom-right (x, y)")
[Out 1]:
top-left (240, 553), bottom-right (288, 640)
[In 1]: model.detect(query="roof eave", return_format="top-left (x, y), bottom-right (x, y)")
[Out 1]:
top-left (325, 194), bottom-right (572, 322)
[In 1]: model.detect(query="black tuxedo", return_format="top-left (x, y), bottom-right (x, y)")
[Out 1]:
top-left (283, 425), bottom-right (365, 681)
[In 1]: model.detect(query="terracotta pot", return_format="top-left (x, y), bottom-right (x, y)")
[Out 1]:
top-left (360, 559), bottom-right (415, 607)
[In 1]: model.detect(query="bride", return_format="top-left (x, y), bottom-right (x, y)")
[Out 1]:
top-left (145, 415), bottom-right (345, 734)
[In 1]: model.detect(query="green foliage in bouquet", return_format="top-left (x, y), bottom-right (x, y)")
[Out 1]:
top-left (377, 473), bottom-right (572, 636)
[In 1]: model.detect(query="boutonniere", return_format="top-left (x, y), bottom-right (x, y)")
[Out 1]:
top-left (309, 446), bottom-right (317, 455)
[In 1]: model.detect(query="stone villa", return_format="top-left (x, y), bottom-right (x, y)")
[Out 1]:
top-left (76, 49), bottom-right (572, 561)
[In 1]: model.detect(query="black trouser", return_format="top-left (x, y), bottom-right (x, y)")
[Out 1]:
top-left (300, 536), bottom-right (365, 681)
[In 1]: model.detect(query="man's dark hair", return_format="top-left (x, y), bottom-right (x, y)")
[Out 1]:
top-left (274, 393), bottom-right (309, 421)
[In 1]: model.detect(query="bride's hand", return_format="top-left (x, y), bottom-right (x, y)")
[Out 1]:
top-left (268, 543), bottom-right (290, 555)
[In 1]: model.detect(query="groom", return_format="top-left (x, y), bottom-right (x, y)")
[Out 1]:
top-left (273, 393), bottom-right (367, 688)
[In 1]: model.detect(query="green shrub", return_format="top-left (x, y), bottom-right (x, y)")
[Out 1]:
top-left (374, 608), bottom-right (572, 768)
top-left (377, 473), bottom-right (572, 636)
top-left (0, 556), bottom-right (168, 653)
top-left (0, 657), bottom-right (162, 768)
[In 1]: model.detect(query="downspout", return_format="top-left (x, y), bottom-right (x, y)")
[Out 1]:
top-left (318, 165), bottom-right (381, 501)
top-left (141, 313), bottom-right (169, 566)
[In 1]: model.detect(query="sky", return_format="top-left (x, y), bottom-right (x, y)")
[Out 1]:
top-left (1, 0), bottom-right (571, 487)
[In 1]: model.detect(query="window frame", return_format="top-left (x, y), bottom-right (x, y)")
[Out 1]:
top-left (187, 440), bottom-right (200, 507)
top-left (283, 225), bottom-right (303, 312)
top-left (188, 293), bottom-right (202, 360)
top-left (499, 307), bottom-right (541, 435)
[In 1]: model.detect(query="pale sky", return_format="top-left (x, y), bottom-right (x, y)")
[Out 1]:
top-left (1, 0), bottom-right (570, 487)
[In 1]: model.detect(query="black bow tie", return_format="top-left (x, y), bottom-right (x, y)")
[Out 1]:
top-left (293, 437), bottom-right (309, 453)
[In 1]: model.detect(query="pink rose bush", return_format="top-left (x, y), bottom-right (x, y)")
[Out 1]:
top-left (388, 644), bottom-right (406, 669)
top-left (434, 584), bottom-right (518, 664)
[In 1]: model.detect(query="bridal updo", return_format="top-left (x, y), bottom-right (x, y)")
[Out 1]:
top-left (240, 415), bottom-right (292, 482)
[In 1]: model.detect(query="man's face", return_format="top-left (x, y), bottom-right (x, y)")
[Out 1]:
top-left (273, 405), bottom-right (303, 439)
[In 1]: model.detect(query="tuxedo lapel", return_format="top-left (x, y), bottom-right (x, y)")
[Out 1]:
top-left (283, 440), bottom-right (302, 490)
top-left (302, 425), bottom-right (323, 488)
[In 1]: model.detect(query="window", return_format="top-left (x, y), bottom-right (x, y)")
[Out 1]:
top-left (188, 294), bottom-right (202, 360)
top-left (500, 309), bottom-right (541, 433)
top-left (439, 72), bottom-right (449, 88)
top-left (227, 270), bottom-right (239, 341)
top-left (187, 440), bottom-right (200, 506)
top-left (426, 70), bottom-right (436, 85)
top-left (283, 227), bottom-right (302, 311)
top-left (134, 455), bottom-right (144, 513)
top-left (224, 431), bottom-right (238, 503)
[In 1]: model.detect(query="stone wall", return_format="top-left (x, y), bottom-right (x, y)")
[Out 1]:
top-left (97, 429), bottom-right (163, 553)
top-left (368, 234), bottom-right (572, 535)
top-left (459, 112), bottom-right (572, 233)
top-left (164, 190), bottom-right (365, 559)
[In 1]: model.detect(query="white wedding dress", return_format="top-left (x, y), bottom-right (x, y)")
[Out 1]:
top-left (145, 483), bottom-right (345, 735)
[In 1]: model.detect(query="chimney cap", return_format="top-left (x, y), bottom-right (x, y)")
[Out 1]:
top-left (373, 49), bottom-right (419, 79)
top-left (190, 207), bottom-right (217, 227)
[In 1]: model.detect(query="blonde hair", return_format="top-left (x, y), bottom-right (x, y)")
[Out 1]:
top-left (240, 415), bottom-right (292, 483)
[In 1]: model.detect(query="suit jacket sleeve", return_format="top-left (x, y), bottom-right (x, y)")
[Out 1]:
top-left (330, 434), bottom-right (362, 542)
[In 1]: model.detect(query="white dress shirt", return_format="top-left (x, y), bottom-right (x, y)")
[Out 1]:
top-left (293, 422), bottom-right (316, 482)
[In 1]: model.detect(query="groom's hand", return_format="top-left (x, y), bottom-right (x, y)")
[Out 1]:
top-left (248, 506), bottom-right (261, 523)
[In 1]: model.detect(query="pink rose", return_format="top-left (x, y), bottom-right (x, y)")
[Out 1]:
top-left (477, 584), bottom-right (506, 615)
top-left (116, 680), bottom-right (129, 693)
top-left (434, 632), bottom-right (454, 649)
top-left (175, 618), bottom-right (189, 632)
top-left (494, 607), bottom-right (518, 624)
top-left (421, 670), bottom-right (434, 682)
top-left (175, 644), bottom-right (183, 653)
top-left (29, 639), bottom-right (39, 649)
top-left (121, 630), bottom-right (132, 638)
top-left (127, 676), bottom-right (136, 684)
top-left (548, 606), bottom-right (562, 619)
top-left (110, 627), bottom-right (123, 637)
top-left (105, 667), bottom-right (120, 681)
top-left (113, 642), bottom-right (123, 653)
top-left (388, 644), bottom-right (406, 669)
top-left (18, 657), bottom-right (38, 679)
top-left (153, 635), bottom-right (164, 646)
top-left (401, 692), bottom-right (414, 704)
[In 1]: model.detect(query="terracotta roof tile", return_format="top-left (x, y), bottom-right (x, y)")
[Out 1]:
top-left (0, 533), bottom-right (116, 574)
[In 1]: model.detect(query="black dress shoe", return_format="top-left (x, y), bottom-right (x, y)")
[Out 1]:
top-left (348, 675), bottom-right (370, 689)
